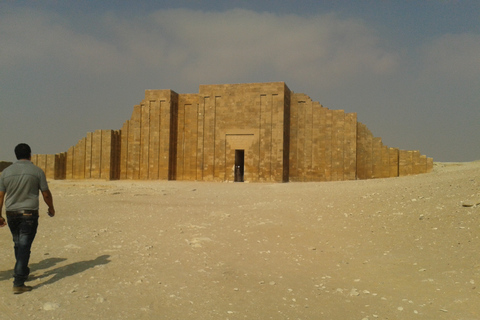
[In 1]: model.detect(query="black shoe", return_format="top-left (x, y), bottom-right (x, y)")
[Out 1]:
top-left (13, 285), bottom-right (33, 294)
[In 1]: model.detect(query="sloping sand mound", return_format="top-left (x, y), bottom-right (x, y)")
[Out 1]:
top-left (1, 161), bottom-right (479, 319)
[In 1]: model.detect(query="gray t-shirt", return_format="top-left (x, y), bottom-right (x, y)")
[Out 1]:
top-left (0, 160), bottom-right (49, 211)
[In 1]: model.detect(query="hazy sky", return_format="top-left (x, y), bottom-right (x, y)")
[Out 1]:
top-left (1, 0), bottom-right (479, 162)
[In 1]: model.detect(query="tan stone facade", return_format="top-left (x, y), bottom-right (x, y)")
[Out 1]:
top-left (32, 82), bottom-right (433, 182)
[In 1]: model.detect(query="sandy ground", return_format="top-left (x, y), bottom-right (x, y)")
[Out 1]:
top-left (0, 161), bottom-right (479, 320)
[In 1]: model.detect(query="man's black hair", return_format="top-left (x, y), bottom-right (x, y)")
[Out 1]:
top-left (14, 143), bottom-right (31, 160)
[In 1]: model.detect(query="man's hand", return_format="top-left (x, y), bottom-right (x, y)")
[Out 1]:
top-left (0, 217), bottom-right (6, 227)
top-left (42, 190), bottom-right (55, 217)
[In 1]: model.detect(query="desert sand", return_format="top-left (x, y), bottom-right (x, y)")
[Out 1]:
top-left (0, 161), bottom-right (479, 320)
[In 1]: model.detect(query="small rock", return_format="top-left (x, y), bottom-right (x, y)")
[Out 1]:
top-left (349, 288), bottom-right (360, 296)
top-left (462, 201), bottom-right (480, 207)
top-left (43, 302), bottom-right (60, 311)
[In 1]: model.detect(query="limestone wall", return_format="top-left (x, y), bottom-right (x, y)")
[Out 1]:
top-left (289, 94), bottom-right (357, 182)
top-left (171, 83), bottom-right (290, 182)
top-left (31, 81), bottom-right (433, 182)
top-left (193, 82), bottom-right (289, 182)
top-left (31, 153), bottom-right (66, 180)
top-left (119, 90), bottom-right (177, 180)
top-left (34, 129), bottom-right (119, 180)
top-left (356, 122), bottom-right (433, 179)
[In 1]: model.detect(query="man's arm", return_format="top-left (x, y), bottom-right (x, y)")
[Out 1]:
top-left (0, 191), bottom-right (6, 227)
top-left (41, 190), bottom-right (55, 217)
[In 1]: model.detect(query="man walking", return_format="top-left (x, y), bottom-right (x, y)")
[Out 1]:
top-left (0, 143), bottom-right (55, 294)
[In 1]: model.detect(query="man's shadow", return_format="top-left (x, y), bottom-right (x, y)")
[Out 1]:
top-left (0, 257), bottom-right (66, 282)
top-left (0, 255), bottom-right (111, 287)
top-left (31, 255), bottom-right (111, 288)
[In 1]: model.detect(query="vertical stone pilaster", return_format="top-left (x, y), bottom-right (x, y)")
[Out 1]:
top-left (303, 99), bottom-right (313, 181)
top-left (419, 155), bottom-right (427, 174)
top-left (92, 130), bottom-right (103, 179)
top-left (296, 99), bottom-right (305, 181)
top-left (427, 157), bottom-right (434, 173)
top-left (85, 132), bottom-right (93, 179)
top-left (179, 98), bottom-right (199, 181)
top-left (311, 102), bottom-right (322, 181)
top-left (412, 151), bottom-right (421, 175)
top-left (259, 94), bottom-right (272, 181)
top-left (325, 109), bottom-right (333, 181)
top-left (100, 130), bottom-right (112, 180)
top-left (344, 113), bottom-right (357, 180)
top-left (160, 99), bottom-right (172, 180)
top-left (399, 150), bottom-right (413, 176)
top-left (46, 154), bottom-right (55, 179)
top-left (356, 123), bottom-right (366, 179)
top-left (37, 154), bottom-right (46, 176)
top-left (119, 121), bottom-right (129, 180)
top-left (389, 148), bottom-right (399, 177)
top-left (289, 99), bottom-right (299, 181)
top-left (149, 100), bottom-right (160, 180)
top-left (55, 153), bottom-right (67, 180)
top-left (282, 86), bottom-right (290, 182)
top-left (381, 144), bottom-right (390, 178)
top-left (177, 100), bottom-right (187, 180)
top-left (74, 137), bottom-right (86, 179)
top-left (213, 96), bottom-right (224, 181)
top-left (203, 96), bottom-right (215, 181)
top-left (372, 137), bottom-right (382, 179)
top-left (271, 94), bottom-right (284, 182)
top-left (196, 100), bottom-right (205, 181)
top-left (129, 105), bottom-right (141, 179)
top-left (66, 146), bottom-right (74, 179)
top-left (332, 110), bottom-right (345, 181)
top-left (140, 104), bottom-right (150, 180)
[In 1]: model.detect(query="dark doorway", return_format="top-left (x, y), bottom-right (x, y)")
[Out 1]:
top-left (234, 150), bottom-right (244, 182)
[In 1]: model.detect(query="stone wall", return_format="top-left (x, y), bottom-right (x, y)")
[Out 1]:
top-left (289, 94), bottom-right (357, 182)
top-left (33, 129), bottom-right (120, 180)
top-left (356, 122), bottom-right (433, 179)
top-left (118, 90), bottom-right (177, 180)
top-left (31, 81), bottom-right (433, 182)
top-left (31, 153), bottom-right (66, 180)
top-left (190, 82), bottom-right (289, 182)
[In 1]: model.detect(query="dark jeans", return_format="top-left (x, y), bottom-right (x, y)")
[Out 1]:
top-left (7, 214), bottom-right (38, 287)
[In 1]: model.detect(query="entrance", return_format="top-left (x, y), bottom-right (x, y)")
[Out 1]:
top-left (234, 150), bottom-right (244, 182)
